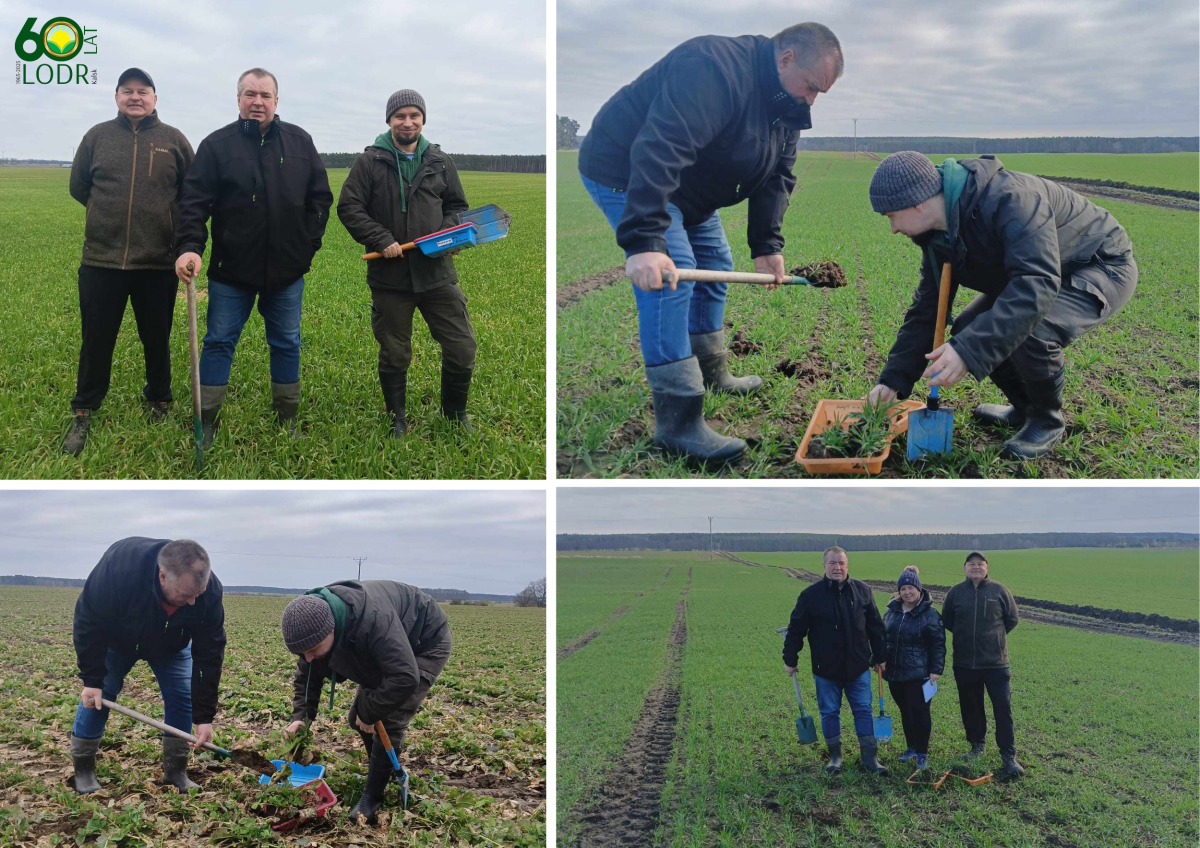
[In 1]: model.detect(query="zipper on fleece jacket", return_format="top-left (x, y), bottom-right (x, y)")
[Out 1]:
top-left (121, 127), bottom-right (139, 269)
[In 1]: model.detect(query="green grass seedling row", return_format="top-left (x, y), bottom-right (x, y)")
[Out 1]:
top-left (556, 556), bottom-right (678, 648)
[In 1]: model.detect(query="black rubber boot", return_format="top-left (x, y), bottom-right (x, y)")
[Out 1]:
top-left (379, 368), bottom-right (408, 437)
top-left (62, 410), bottom-right (92, 457)
top-left (646, 357), bottom-right (745, 465)
top-left (961, 741), bottom-right (986, 761)
top-left (162, 736), bottom-right (200, 793)
top-left (440, 366), bottom-right (474, 433)
top-left (349, 739), bottom-right (394, 824)
top-left (146, 400), bottom-right (171, 423)
top-left (70, 734), bottom-right (101, 794)
top-left (1000, 752), bottom-right (1025, 778)
top-left (271, 381), bottom-right (301, 437)
top-left (973, 358), bottom-right (1028, 429)
top-left (824, 736), bottom-right (843, 774)
top-left (691, 330), bottom-right (762, 396)
top-left (858, 734), bottom-right (888, 776)
top-left (1001, 370), bottom-right (1066, 460)
top-left (199, 385), bottom-right (226, 450)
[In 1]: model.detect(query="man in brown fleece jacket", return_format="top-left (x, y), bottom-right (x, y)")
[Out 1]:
top-left (64, 68), bottom-right (194, 456)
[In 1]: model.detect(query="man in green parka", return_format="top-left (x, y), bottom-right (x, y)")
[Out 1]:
top-left (337, 89), bottom-right (476, 436)
top-left (866, 152), bottom-right (1137, 460)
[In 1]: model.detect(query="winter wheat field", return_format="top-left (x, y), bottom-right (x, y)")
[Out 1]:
top-left (556, 549), bottom-right (1199, 848)
top-left (0, 588), bottom-right (546, 847)
top-left (0, 168), bottom-right (546, 480)
top-left (556, 150), bottom-right (1200, 478)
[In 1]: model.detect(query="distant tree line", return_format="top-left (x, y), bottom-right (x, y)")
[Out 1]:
top-left (319, 152), bottom-right (545, 173)
top-left (796, 136), bottom-right (1199, 154)
top-left (556, 532), bottom-right (1199, 552)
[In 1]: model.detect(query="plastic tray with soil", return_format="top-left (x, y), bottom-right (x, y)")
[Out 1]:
top-left (796, 398), bottom-right (924, 475)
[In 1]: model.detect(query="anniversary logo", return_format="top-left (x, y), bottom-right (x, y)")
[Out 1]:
top-left (14, 15), bottom-right (97, 85)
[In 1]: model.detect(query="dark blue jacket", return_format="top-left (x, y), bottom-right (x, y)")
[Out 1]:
top-left (72, 537), bottom-right (226, 724)
top-left (579, 34), bottom-right (809, 259)
top-left (784, 577), bottom-right (885, 681)
top-left (882, 589), bottom-right (946, 683)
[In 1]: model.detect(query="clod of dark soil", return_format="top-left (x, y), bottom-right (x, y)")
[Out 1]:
top-left (231, 747), bottom-right (277, 776)
top-left (791, 261), bottom-right (848, 289)
top-left (806, 438), bottom-right (831, 459)
top-left (729, 331), bottom-right (763, 357)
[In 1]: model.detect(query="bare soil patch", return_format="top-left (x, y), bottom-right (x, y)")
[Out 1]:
top-left (558, 267), bottom-right (627, 308)
top-left (729, 330), bottom-right (763, 357)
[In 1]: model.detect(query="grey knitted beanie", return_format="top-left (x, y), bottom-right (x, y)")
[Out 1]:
top-left (386, 89), bottom-right (426, 123)
top-left (869, 151), bottom-right (943, 213)
top-left (282, 595), bottom-right (334, 654)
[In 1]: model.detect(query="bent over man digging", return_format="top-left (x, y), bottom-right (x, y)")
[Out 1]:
top-left (281, 580), bottom-right (452, 823)
top-left (337, 89), bottom-right (477, 436)
top-left (867, 151), bottom-right (1137, 460)
top-left (783, 547), bottom-right (888, 775)
top-left (175, 67), bottom-right (333, 447)
top-left (579, 22), bottom-right (843, 464)
top-left (70, 537), bottom-right (226, 794)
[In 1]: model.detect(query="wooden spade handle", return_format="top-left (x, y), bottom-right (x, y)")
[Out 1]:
top-left (362, 241), bottom-right (417, 261)
top-left (101, 698), bottom-right (230, 757)
top-left (185, 263), bottom-right (201, 422)
top-left (933, 262), bottom-right (953, 349)
top-left (374, 721), bottom-right (394, 753)
top-left (665, 268), bottom-right (805, 286)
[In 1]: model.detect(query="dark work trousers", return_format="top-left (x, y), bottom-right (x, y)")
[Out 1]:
top-left (954, 666), bottom-right (1015, 756)
top-left (951, 255), bottom-right (1137, 382)
top-left (888, 679), bottom-right (933, 755)
top-left (347, 628), bottom-right (452, 750)
top-left (72, 265), bottom-right (179, 410)
top-left (369, 284), bottom-right (476, 373)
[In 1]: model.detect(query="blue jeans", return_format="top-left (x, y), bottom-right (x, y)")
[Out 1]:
top-left (813, 670), bottom-right (875, 741)
top-left (199, 277), bottom-right (304, 385)
top-left (580, 173), bottom-right (730, 367)
top-left (73, 645), bottom-right (193, 739)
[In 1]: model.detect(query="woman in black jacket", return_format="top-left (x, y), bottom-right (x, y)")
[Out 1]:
top-left (882, 566), bottom-right (946, 770)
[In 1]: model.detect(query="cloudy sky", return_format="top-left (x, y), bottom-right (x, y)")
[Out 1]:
top-left (557, 487), bottom-right (1200, 535)
top-left (558, 0), bottom-right (1200, 137)
top-left (1, 0), bottom-right (545, 160)
top-left (0, 490), bottom-right (546, 593)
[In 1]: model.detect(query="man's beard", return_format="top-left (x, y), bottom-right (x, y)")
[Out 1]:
top-left (392, 128), bottom-right (420, 144)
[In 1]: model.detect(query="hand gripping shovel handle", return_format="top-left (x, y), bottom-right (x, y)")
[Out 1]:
top-left (374, 721), bottom-right (401, 771)
top-left (362, 241), bottom-right (417, 261)
top-left (877, 668), bottom-right (886, 715)
top-left (101, 698), bottom-right (230, 758)
top-left (663, 269), bottom-right (812, 287)
top-left (185, 262), bottom-right (203, 474)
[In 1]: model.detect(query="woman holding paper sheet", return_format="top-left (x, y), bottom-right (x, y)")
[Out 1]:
top-left (882, 566), bottom-right (946, 771)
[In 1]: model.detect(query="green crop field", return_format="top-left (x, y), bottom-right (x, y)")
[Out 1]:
top-left (556, 150), bottom-right (1200, 478)
top-left (0, 587), bottom-right (545, 847)
top-left (0, 167), bottom-right (545, 480)
top-left (556, 554), bottom-right (1199, 848)
top-left (919, 152), bottom-right (1199, 195)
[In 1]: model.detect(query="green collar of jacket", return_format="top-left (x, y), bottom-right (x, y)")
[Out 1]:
top-left (373, 131), bottom-right (431, 212)
top-left (304, 586), bottom-right (348, 648)
top-left (936, 157), bottom-right (970, 244)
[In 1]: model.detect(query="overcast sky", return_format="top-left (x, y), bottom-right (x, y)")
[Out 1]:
top-left (557, 488), bottom-right (1200, 536)
top-left (0, 490), bottom-right (546, 594)
top-left (1, 0), bottom-right (545, 160)
top-left (558, 0), bottom-right (1200, 137)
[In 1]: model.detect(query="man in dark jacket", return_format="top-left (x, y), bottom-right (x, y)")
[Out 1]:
top-left (281, 580), bottom-right (452, 823)
top-left (783, 547), bottom-right (888, 775)
top-left (867, 152), bottom-right (1137, 460)
top-left (579, 23), bottom-right (842, 463)
top-left (70, 537), bottom-right (226, 794)
top-left (337, 89), bottom-right (476, 436)
top-left (941, 552), bottom-right (1024, 777)
top-left (175, 68), bottom-right (333, 446)
top-left (882, 567), bottom-right (945, 770)
top-left (63, 68), bottom-right (194, 456)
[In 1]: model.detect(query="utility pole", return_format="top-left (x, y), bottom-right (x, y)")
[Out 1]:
top-left (352, 557), bottom-right (368, 580)
top-left (852, 119), bottom-right (858, 160)
top-left (708, 517), bottom-right (713, 561)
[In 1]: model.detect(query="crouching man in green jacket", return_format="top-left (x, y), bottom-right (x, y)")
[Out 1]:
top-left (337, 89), bottom-right (476, 437)
top-left (281, 580), bottom-right (452, 823)
top-left (867, 152), bottom-right (1137, 460)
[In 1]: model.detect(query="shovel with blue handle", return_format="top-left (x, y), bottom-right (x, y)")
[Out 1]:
top-left (375, 721), bottom-right (410, 809)
top-left (874, 669), bottom-right (893, 743)
top-left (907, 261), bottom-right (956, 460)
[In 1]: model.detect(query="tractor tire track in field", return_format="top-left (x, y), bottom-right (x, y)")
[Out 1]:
top-left (558, 567), bottom-right (675, 661)
top-left (575, 568), bottom-right (692, 848)
top-left (1037, 177), bottom-right (1198, 212)
top-left (557, 266), bottom-right (627, 308)
top-left (732, 554), bottom-right (1199, 646)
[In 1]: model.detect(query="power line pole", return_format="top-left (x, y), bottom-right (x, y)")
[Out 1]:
top-left (352, 557), bottom-right (367, 580)
top-left (708, 517), bottom-right (713, 561)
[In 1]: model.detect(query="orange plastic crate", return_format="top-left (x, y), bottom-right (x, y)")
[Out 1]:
top-left (795, 399), bottom-right (924, 475)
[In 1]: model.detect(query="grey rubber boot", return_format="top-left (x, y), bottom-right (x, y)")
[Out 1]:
top-left (162, 736), bottom-right (200, 793)
top-left (690, 330), bottom-right (762, 396)
top-left (199, 384), bottom-right (226, 450)
top-left (379, 368), bottom-right (408, 437)
top-left (973, 358), bottom-right (1028, 429)
top-left (1000, 752), bottom-right (1025, 778)
top-left (441, 366), bottom-right (474, 433)
top-left (348, 739), bottom-right (393, 823)
top-left (858, 734), bottom-right (888, 775)
top-left (961, 741), bottom-right (986, 761)
top-left (70, 734), bottom-right (102, 794)
top-left (62, 410), bottom-right (92, 457)
top-left (646, 357), bottom-right (746, 465)
top-left (271, 381), bottom-right (301, 437)
top-left (824, 736), bottom-right (843, 774)
top-left (1001, 369), bottom-right (1066, 460)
